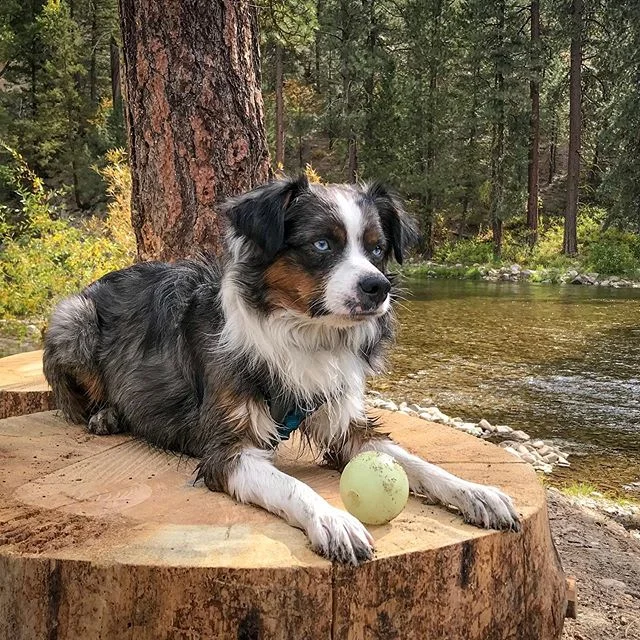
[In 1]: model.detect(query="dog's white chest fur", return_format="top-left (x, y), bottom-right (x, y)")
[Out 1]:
top-left (220, 277), bottom-right (377, 438)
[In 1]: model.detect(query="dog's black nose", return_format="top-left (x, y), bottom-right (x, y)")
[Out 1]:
top-left (358, 275), bottom-right (391, 308)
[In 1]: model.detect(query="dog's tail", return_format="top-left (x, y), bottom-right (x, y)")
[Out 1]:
top-left (43, 294), bottom-right (102, 424)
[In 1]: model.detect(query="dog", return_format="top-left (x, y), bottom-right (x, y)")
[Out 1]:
top-left (43, 175), bottom-right (520, 565)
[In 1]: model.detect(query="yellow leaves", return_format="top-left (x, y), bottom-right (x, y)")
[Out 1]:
top-left (304, 163), bottom-right (323, 183)
top-left (0, 149), bottom-right (135, 320)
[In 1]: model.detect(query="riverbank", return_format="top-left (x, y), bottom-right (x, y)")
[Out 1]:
top-left (551, 489), bottom-right (640, 640)
top-left (403, 261), bottom-right (640, 288)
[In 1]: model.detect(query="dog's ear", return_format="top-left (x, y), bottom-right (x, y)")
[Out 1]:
top-left (366, 182), bottom-right (419, 264)
top-left (223, 175), bottom-right (309, 259)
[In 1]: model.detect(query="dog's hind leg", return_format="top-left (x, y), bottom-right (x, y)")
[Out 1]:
top-left (87, 407), bottom-right (123, 435)
top-left (43, 294), bottom-right (104, 424)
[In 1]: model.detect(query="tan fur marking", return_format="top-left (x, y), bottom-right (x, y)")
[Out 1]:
top-left (265, 258), bottom-right (319, 313)
top-left (76, 371), bottom-right (105, 405)
top-left (363, 227), bottom-right (381, 249)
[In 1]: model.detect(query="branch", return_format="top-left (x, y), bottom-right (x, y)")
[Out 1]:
top-left (0, 58), bottom-right (13, 79)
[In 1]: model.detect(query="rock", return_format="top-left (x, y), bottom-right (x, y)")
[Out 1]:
top-left (520, 453), bottom-right (537, 464)
top-left (600, 578), bottom-right (627, 591)
top-left (384, 401), bottom-right (398, 412)
top-left (623, 482), bottom-right (640, 493)
top-left (503, 447), bottom-right (521, 460)
top-left (556, 457), bottom-right (570, 467)
top-left (510, 430), bottom-right (531, 442)
top-left (531, 440), bottom-right (545, 449)
top-left (496, 425), bottom-right (513, 435)
top-left (537, 445), bottom-right (552, 456)
top-left (368, 398), bottom-right (387, 408)
top-left (418, 412), bottom-right (434, 421)
top-left (517, 444), bottom-right (530, 455)
top-left (478, 418), bottom-right (494, 432)
top-left (420, 398), bottom-right (434, 406)
top-left (533, 462), bottom-right (553, 474)
top-left (543, 452), bottom-right (559, 464)
top-left (408, 404), bottom-right (422, 413)
top-left (498, 440), bottom-right (517, 449)
top-left (415, 370), bottom-right (428, 376)
top-left (510, 264), bottom-right (521, 274)
top-left (367, 390), bottom-right (381, 397)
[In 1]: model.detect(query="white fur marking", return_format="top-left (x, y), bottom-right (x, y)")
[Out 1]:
top-left (323, 190), bottom-right (390, 316)
top-left (219, 276), bottom-right (375, 439)
top-left (359, 440), bottom-right (521, 530)
top-left (227, 448), bottom-right (374, 564)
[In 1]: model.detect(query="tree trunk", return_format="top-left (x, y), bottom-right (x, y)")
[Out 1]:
top-left (315, 0), bottom-right (324, 90)
top-left (563, 0), bottom-right (582, 257)
top-left (275, 42), bottom-right (285, 169)
top-left (490, 0), bottom-right (506, 259)
top-left (340, 0), bottom-right (358, 183)
top-left (89, 0), bottom-right (98, 105)
top-left (0, 409), bottom-right (566, 640)
top-left (527, 0), bottom-right (540, 247)
top-left (109, 36), bottom-right (121, 108)
top-left (119, 0), bottom-right (271, 262)
top-left (548, 112), bottom-right (557, 185)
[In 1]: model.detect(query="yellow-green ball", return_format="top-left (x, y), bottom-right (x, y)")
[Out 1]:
top-left (340, 451), bottom-right (409, 525)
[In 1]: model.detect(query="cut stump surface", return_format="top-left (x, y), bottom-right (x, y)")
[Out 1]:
top-left (0, 350), bottom-right (53, 419)
top-left (0, 410), bottom-right (566, 640)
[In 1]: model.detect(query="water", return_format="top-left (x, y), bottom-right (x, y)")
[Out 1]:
top-left (372, 278), bottom-right (640, 492)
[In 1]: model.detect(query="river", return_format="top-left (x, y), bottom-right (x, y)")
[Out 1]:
top-left (372, 278), bottom-right (640, 493)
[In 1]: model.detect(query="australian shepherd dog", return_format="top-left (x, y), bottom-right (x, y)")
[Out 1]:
top-left (43, 176), bottom-right (520, 564)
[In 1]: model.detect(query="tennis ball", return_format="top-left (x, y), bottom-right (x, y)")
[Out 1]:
top-left (339, 451), bottom-right (409, 525)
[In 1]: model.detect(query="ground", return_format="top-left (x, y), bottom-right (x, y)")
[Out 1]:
top-left (549, 489), bottom-right (640, 639)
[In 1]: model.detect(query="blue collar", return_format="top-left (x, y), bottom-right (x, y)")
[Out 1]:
top-left (275, 405), bottom-right (314, 442)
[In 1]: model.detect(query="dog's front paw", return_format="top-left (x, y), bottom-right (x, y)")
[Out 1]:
top-left (307, 506), bottom-right (374, 565)
top-left (453, 483), bottom-right (521, 532)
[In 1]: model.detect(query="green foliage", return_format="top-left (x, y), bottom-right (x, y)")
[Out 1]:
top-left (424, 205), bottom-right (639, 278)
top-left (0, 0), bottom-right (122, 213)
top-left (435, 239), bottom-right (494, 265)
top-left (585, 233), bottom-right (640, 276)
top-left (0, 149), bottom-right (134, 319)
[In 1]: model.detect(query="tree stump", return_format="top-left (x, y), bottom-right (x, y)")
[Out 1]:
top-left (0, 350), bottom-right (54, 419)
top-left (0, 410), bottom-right (566, 640)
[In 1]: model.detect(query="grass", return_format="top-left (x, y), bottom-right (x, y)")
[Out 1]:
top-left (557, 481), bottom-right (639, 509)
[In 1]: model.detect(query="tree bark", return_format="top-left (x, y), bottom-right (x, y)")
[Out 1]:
top-left (548, 112), bottom-right (557, 185)
top-left (89, 0), bottom-right (98, 105)
top-left (118, 0), bottom-right (271, 261)
top-left (275, 42), bottom-right (285, 168)
top-left (109, 36), bottom-right (121, 108)
top-left (527, 0), bottom-right (541, 247)
top-left (490, 0), bottom-right (506, 259)
top-left (340, 0), bottom-right (358, 183)
top-left (563, 0), bottom-right (582, 256)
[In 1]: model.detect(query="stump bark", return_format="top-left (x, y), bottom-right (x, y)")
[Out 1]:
top-left (0, 409), bottom-right (566, 639)
top-left (0, 350), bottom-right (53, 419)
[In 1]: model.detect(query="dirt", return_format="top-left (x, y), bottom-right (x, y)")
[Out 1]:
top-left (548, 489), bottom-right (640, 639)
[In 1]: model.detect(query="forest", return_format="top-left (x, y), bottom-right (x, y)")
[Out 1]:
top-left (1, 0), bottom-right (640, 320)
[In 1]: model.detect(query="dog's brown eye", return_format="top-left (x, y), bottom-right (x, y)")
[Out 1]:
top-left (313, 239), bottom-right (331, 252)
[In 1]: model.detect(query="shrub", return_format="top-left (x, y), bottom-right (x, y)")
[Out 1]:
top-left (585, 233), bottom-right (639, 275)
top-left (0, 147), bottom-right (135, 321)
top-left (435, 238), bottom-right (494, 265)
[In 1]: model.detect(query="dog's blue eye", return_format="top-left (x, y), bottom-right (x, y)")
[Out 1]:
top-left (372, 245), bottom-right (383, 258)
top-left (313, 239), bottom-right (331, 252)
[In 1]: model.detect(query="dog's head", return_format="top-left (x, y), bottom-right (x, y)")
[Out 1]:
top-left (222, 175), bottom-right (417, 323)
